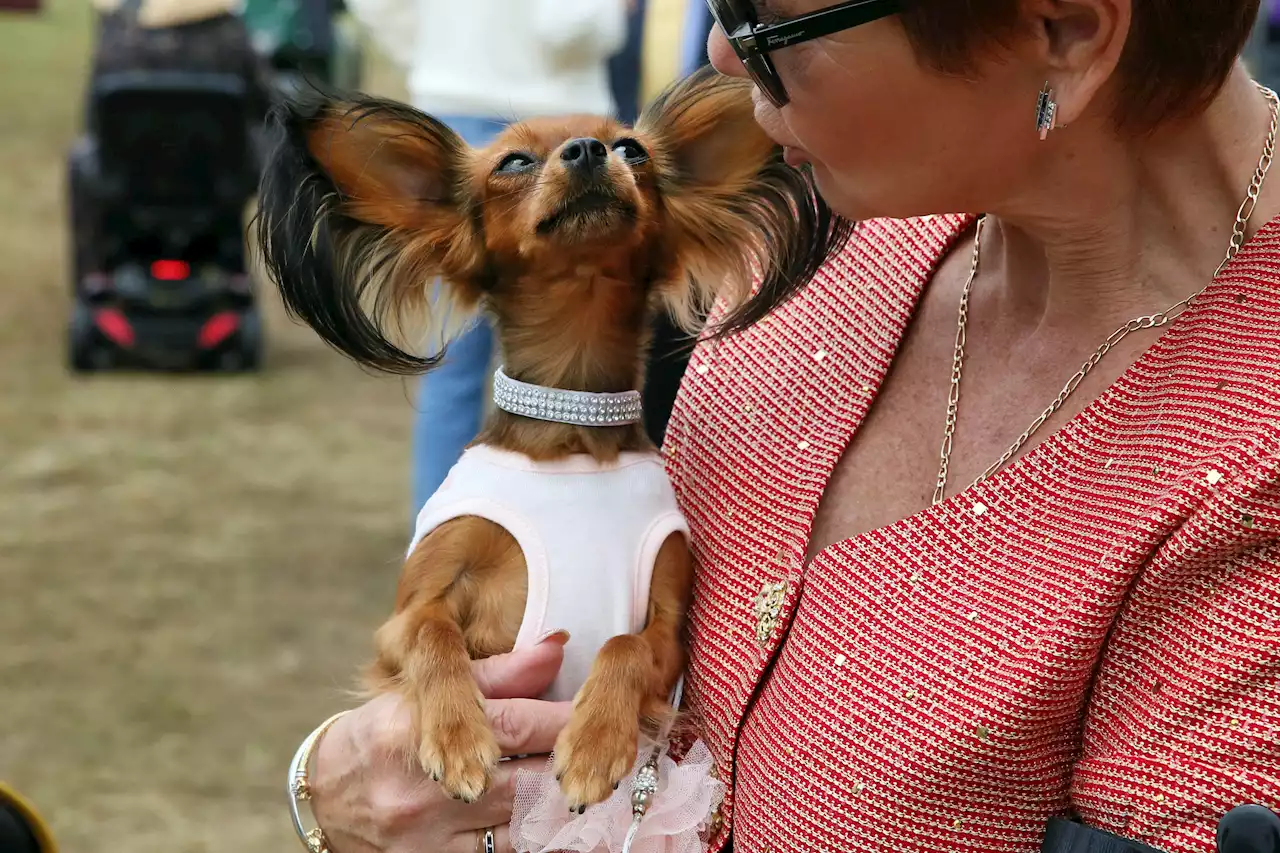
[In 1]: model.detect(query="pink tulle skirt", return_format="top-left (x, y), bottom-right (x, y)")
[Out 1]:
top-left (511, 740), bottom-right (724, 853)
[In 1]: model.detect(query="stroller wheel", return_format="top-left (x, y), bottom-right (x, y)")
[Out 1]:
top-left (68, 302), bottom-right (108, 373)
top-left (214, 310), bottom-right (263, 373)
top-left (216, 349), bottom-right (246, 372)
top-left (238, 308), bottom-right (264, 371)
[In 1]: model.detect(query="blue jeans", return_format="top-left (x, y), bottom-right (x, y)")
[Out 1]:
top-left (410, 115), bottom-right (508, 520)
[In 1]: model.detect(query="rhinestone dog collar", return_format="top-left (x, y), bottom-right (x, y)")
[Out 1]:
top-left (492, 366), bottom-right (643, 427)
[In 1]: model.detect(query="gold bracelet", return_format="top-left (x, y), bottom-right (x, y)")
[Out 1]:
top-left (287, 710), bottom-right (350, 853)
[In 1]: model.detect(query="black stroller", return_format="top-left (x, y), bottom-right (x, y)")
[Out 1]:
top-left (66, 70), bottom-right (263, 371)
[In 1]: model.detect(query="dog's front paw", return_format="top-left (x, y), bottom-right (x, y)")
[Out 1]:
top-left (553, 700), bottom-right (640, 812)
top-left (415, 694), bottom-right (500, 803)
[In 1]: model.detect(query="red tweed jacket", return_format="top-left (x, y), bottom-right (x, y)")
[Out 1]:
top-left (663, 214), bottom-right (1280, 853)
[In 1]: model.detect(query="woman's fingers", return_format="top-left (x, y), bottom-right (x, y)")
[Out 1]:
top-left (323, 643), bottom-right (572, 853)
top-left (441, 757), bottom-right (547, 853)
top-left (445, 822), bottom-right (514, 853)
top-left (470, 638), bottom-right (573, 759)
top-left (485, 697), bottom-right (574, 757)
top-left (492, 823), bottom-right (514, 853)
top-left (457, 755), bottom-right (548, 828)
top-left (471, 635), bottom-right (568, 700)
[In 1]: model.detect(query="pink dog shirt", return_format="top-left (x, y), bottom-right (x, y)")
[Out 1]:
top-left (409, 445), bottom-right (689, 702)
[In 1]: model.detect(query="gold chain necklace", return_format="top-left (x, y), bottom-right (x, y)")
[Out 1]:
top-left (932, 85), bottom-right (1280, 506)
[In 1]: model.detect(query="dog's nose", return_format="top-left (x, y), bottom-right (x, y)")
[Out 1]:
top-left (560, 137), bottom-right (609, 173)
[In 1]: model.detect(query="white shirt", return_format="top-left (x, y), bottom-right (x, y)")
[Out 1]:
top-left (410, 446), bottom-right (688, 702)
top-left (345, 0), bottom-right (627, 119)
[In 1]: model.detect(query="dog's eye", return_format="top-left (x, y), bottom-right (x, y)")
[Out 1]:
top-left (611, 138), bottom-right (648, 164)
top-left (496, 152), bottom-right (537, 174)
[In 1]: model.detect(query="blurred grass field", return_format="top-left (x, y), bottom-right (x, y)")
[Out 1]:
top-left (0, 3), bottom-right (418, 851)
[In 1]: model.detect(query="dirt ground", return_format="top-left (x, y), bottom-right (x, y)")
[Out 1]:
top-left (0, 4), bottom-right (419, 851)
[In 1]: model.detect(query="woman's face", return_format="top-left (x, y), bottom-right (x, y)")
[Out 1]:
top-left (708, 2), bottom-right (1046, 221)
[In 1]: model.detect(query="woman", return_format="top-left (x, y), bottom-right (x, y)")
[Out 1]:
top-left (288, 1), bottom-right (1280, 851)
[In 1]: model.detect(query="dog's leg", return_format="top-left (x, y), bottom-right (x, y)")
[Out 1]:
top-left (369, 517), bottom-right (515, 803)
top-left (553, 532), bottom-right (693, 810)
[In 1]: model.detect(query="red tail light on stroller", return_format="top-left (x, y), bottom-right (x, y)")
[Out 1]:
top-left (150, 260), bottom-right (190, 281)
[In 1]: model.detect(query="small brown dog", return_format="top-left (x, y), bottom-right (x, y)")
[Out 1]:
top-left (255, 67), bottom-right (844, 811)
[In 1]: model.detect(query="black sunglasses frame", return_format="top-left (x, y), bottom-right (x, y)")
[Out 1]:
top-left (708, 0), bottom-right (903, 106)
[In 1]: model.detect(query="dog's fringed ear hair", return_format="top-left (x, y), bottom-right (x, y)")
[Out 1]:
top-left (637, 66), bottom-right (850, 337)
top-left (255, 91), bottom-right (487, 374)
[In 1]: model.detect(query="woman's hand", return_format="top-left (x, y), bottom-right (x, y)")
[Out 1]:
top-left (309, 635), bottom-right (573, 853)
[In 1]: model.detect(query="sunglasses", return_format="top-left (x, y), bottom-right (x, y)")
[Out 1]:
top-left (706, 0), bottom-right (903, 107)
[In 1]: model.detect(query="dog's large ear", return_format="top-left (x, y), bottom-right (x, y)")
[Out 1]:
top-left (637, 67), bottom-right (849, 336)
top-left (255, 92), bottom-right (487, 374)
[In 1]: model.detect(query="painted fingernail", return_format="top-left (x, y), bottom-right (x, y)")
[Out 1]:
top-left (537, 630), bottom-right (571, 646)
top-left (613, 782), bottom-right (620, 791)
top-left (578, 805), bottom-right (586, 815)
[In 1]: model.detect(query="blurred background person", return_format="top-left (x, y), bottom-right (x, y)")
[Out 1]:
top-left (345, 0), bottom-right (630, 521)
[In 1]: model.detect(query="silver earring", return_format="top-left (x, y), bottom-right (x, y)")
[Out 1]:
top-left (1036, 81), bottom-right (1058, 139)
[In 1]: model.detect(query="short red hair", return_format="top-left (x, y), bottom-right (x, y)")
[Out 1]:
top-left (898, 0), bottom-right (1260, 129)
